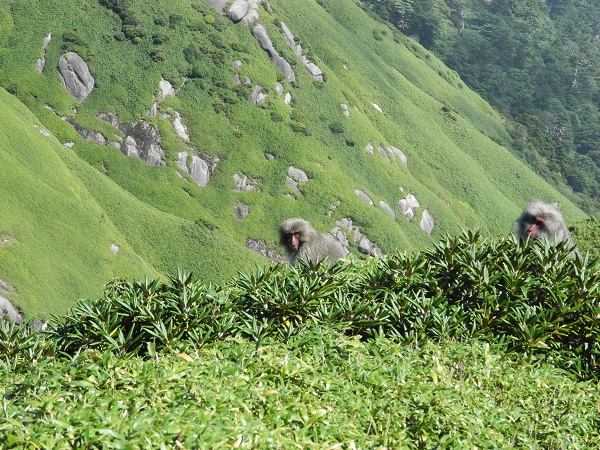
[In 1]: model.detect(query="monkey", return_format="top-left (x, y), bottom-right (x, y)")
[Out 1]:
top-left (515, 201), bottom-right (576, 246)
top-left (279, 218), bottom-right (349, 266)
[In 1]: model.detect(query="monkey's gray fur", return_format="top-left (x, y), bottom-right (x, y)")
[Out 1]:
top-left (515, 201), bottom-right (575, 246)
top-left (279, 218), bottom-right (349, 266)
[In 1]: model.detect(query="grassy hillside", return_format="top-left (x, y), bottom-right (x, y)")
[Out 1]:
top-left (0, 88), bottom-right (157, 316)
top-left (360, 0), bottom-right (600, 210)
top-left (0, 0), bottom-right (589, 315)
top-left (0, 87), bottom-right (266, 318)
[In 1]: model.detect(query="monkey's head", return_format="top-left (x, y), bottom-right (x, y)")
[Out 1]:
top-left (521, 213), bottom-right (547, 240)
top-left (517, 201), bottom-right (565, 242)
top-left (279, 218), bottom-right (312, 253)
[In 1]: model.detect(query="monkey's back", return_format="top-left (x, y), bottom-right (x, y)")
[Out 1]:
top-left (298, 232), bottom-right (349, 265)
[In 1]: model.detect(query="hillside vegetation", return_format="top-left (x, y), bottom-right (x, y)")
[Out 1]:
top-left (0, 0), bottom-right (590, 316)
top-left (360, 0), bottom-right (600, 210)
top-left (0, 87), bottom-right (265, 317)
top-left (1, 236), bottom-right (599, 448)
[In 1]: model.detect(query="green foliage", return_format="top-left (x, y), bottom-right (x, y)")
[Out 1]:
top-left (61, 30), bottom-right (87, 47)
top-left (571, 218), bottom-right (600, 260)
top-left (270, 111), bottom-right (284, 122)
top-left (4, 235), bottom-right (600, 446)
top-left (362, 0), bottom-right (600, 210)
top-left (0, 319), bottom-right (53, 372)
top-left (329, 121), bottom-right (344, 134)
top-left (46, 232), bottom-right (600, 380)
top-left (149, 49), bottom-right (166, 61)
top-left (47, 273), bottom-right (234, 355)
top-left (2, 335), bottom-right (598, 448)
top-left (152, 32), bottom-right (169, 44)
top-left (0, 0), bottom-right (590, 320)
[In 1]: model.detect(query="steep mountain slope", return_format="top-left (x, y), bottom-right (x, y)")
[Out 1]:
top-left (359, 0), bottom-right (600, 209)
top-left (0, 87), bottom-right (266, 317)
top-left (0, 88), bottom-right (158, 316)
top-left (0, 0), bottom-right (587, 316)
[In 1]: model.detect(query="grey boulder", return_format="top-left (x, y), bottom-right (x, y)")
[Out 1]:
top-left (58, 52), bottom-right (94, 102)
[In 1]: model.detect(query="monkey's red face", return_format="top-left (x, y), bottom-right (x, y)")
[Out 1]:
top-left (287, 232), bottom-right (301, 250)
top-left (525, 215), bottom-right (546, 239)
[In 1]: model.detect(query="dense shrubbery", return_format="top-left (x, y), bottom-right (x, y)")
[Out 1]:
top-left (3, 232), bottom-right (600, 447)
top-left (40, 231), bottom-right (600, 380)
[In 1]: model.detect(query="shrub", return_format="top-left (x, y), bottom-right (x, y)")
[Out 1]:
top-left (329, 121), bottom-right (344, 134)
top-left (183, 44), bottom-right (200, 63)
top-left (270, 111), bottom-right (284, 122)
top-left (122, 25), bottom-right (145, 41)
top-left (204, 15), bottom-right (215, 24)
top-left (122, 7), bottom-right (140, 26)
top-left (44, 231), bottom-right (600, 380)
top-left (289, 121), bottom-right (307, 133)
top-left (212, 49), bottom-right (225, 65)
top-left (150, 49), bottom-right (166, 62)
top-left (152, 33), bottom-right (169, 45)
top-left (169, 14), bottom-right (184, 27)
top-left (62, 31), bottom-right (86, 46)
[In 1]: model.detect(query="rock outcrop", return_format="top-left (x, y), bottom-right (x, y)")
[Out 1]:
top-left (206, 0), bottom-right (228, 13)
top-left (58, 52), bottom-right (94, 102)
top-left (0, 297), bottom-right (22, 325)
top-left (341, 104), bottom-right (350, 117)
top-left (276, 82), bottom-right (292, 104)
top-left (332, 217), bottom-right (383, 257)
top-left (234, 202), bottom-right (249, 219)
top-left (420, 209), bottom-right (435, 234)
top-left (355, 189), bottom-right (374, 206)
top-left (286, 166), bottom-right (308, 193)
top-left (98, 114), bottom-right (166, 166)
top-left (36, 33), bottom-right (52, 73)
top-left (398, 194), bottom-right (420, 221)
top-left (149, 78), bottom-right (178, 117)
top-left (378, 146), bottom-right (390, 163)
top-left (177, 152), bottom-right (214, 186)
top-left (250, 85), bottom-right (267, 104)
top-left (227, 0), bottom-right (261, 25)
top-left (66, 118), bottom-right (106, 145)
top-left (172, 112), bottom-right (189, 141)
top-left (380, 201), bottom-right (396, 220)
top-left (388, 146), bottom-right (408, 167)
top-left (252, 25), bottom-right (296, 82)
top-left (234, 173), bottom-right (261, 192)
top-left (246, 238), bottom-right (285, 262)
top-left (365, 143), bottom-right (408, 167)
top-left (227, 0), bottom-right (249, 22)
top-left (279, 22), bottom-right (324, 82)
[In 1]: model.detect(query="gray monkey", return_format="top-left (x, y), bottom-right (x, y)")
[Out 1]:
top-left (279, 218), bottom-right (349, 266)
top-left (515, 201), bottom-right (575, 246)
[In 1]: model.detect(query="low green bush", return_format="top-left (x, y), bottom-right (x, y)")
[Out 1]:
top-left (46, 231), bottom-right (600, 380)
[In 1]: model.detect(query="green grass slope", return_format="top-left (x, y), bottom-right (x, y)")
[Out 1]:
top-left (0, 0), bottom-right (589, 315)
top-left (0, 87), bottom-right (266, 317)
top-left (0, 88), bottom-right (158, 317)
